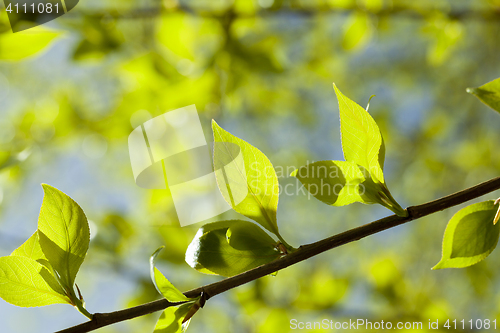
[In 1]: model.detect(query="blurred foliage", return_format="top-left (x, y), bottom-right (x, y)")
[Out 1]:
top-left (0, 0), bottom-right (500, 332)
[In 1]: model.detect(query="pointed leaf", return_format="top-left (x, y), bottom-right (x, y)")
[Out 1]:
top-left (467, 77), bottom-right (500, 113)
top-left (185, 220), bottom-right (280, 277)
top-left (154, 302), bottom-right (193, 333)
top-left (333, 84), bottom-right (385, 184)
top-left (150, 247), bottom-right (190, 303)
top-left (433, 201), bottom-right (500, 269)
top-left (37, 184), bottom-right (90, 290)
top-left (212, 121), bottom-right (280, 236)
top-left (0, 256), bottom-right (70, 307)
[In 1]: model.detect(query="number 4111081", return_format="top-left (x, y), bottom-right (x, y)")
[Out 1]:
top-left (6, 2), bottom-right (60, 14)
top-left (444, 319), bottom-right (496, 330)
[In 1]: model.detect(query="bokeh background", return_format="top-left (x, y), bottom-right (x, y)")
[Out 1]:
top-left (1, 0), bottom-right (500, 332)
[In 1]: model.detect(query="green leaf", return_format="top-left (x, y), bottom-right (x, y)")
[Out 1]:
top-left (467, 77), bottom-right (500, 113)
top-left (0, 26), bottom-right (61, 61)
top-left (37, 184), bottom-right (90, 291)
top-left (433, 201), bottom-right (500, 269)
top-left (150, 247), bottom-right (190, 303)
top-left (154, 302), bottom-right (193, 333)
top-left (319, 85), bottom-right (406, 216)
top-left (0, 256), bottom-right (70, 307)
top-left (226, 220), bottom-right (278, 250)
top-left (212, 120), bottom-right (281, 238)
top-left (185, 220), bottom-right (280, 277)
top-left (11, 231), bottom-right (45, 261)
top-left (291, 161), bottom-right (365, 206)
top-left (333, 83), bottom-right (385, 183)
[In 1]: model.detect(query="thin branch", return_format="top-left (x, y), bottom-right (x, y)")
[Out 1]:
top-left (57, 175), bottom-right (500, 333)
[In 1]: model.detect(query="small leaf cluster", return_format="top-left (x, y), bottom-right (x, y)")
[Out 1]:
top-left (291, 84), bottom-right (406, 216)
top-left (0, 184), bottom-right (92, 318)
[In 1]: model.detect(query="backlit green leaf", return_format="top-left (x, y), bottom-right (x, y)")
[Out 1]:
top-left (11, 231), bottom-right (45, 261)
top-left (212, 120), bottom-right (281, 237)
top-left (226, 221), bottom-right (278, 250)
top-left (37, 184), bottom-right (90, 291)
top-left (291, 161), bottom-right (365, 206)
top-left (467, 77), bottom-right (500, 113)
top-left (334, 84), bottom-right (385, 183)
top-left (150, 247), bottom-right (190, 303)
top-left (185, 220), bottom-right (280, 277)
top-left (0, 256), bottom-right (70, 307)
top-left (433, 201), bottom-right (500, 269)
top-left (154, 302), bottom-right (193, 333)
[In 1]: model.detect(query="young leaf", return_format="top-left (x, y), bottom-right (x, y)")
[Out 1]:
top-left (212, 121), bottom-right (281, 238)
top-left (37, 184), bottom-right (90, 291)
top-left (334, 83), bottom-right (385, 184)
top-left (154, 302), bottom-right (193, 333)
top-left (150, 247), bottom-right (190, 303)
top-left (11, 231), bottom-right (46, 261)
top-left (226, 221), bottom-right (278, 250)
top-left (185, 220), bottom-right (280, 277)
top-left (433, 201), bottom-right (500, 269)
top-left (467, 77), bottom-right (500, 113)
top-left (291, 160), bottom-right (366, 206)
top-left (0, 256), bottom-right (70, 307)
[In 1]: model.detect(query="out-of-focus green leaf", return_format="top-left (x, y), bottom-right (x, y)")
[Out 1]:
top-left (342, 12), bottom-right (373, 51)
top-left (467, 77), bottom-right (500, 113)
top-left (0, 26), bottom-right (61, 60)
top-left (150, 247), bottom-right (190, 303)
top-left (433, 201), bottom-right (500, 269)
top-left (212, 120), bottom-right (281, 237)
top-left (154, 302), bottom-right (193, 333)
top-left (0, 256), bottom-right (70, 307)
top-left (37, 184), bottom-right (90, 291)
top-left (185, 220), bottom-right (280, 277)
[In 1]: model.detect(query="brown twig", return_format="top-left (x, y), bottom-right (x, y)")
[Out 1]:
top-left (56, 175), bottom-right (500, 333)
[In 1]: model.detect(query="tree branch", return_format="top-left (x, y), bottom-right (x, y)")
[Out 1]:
top-left (57, 175), bottom-right (500, 333)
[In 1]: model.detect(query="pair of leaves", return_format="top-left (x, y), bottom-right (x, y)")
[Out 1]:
top-left (185, 122), bottom-right (292, 277)
top-left (434, 201), bottom-right (500, 269)
top-left (292, 84), bottom-right (406, 216)
top-left (150, 247), bottom-right (201, 333)
top-left (185, 220), bottom-right (281, 277)
top-left (0, 185), bottom-right (91, 318)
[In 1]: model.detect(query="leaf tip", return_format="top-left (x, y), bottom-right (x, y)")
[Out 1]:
top-left (466, 87), bottom-right (476, 95)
